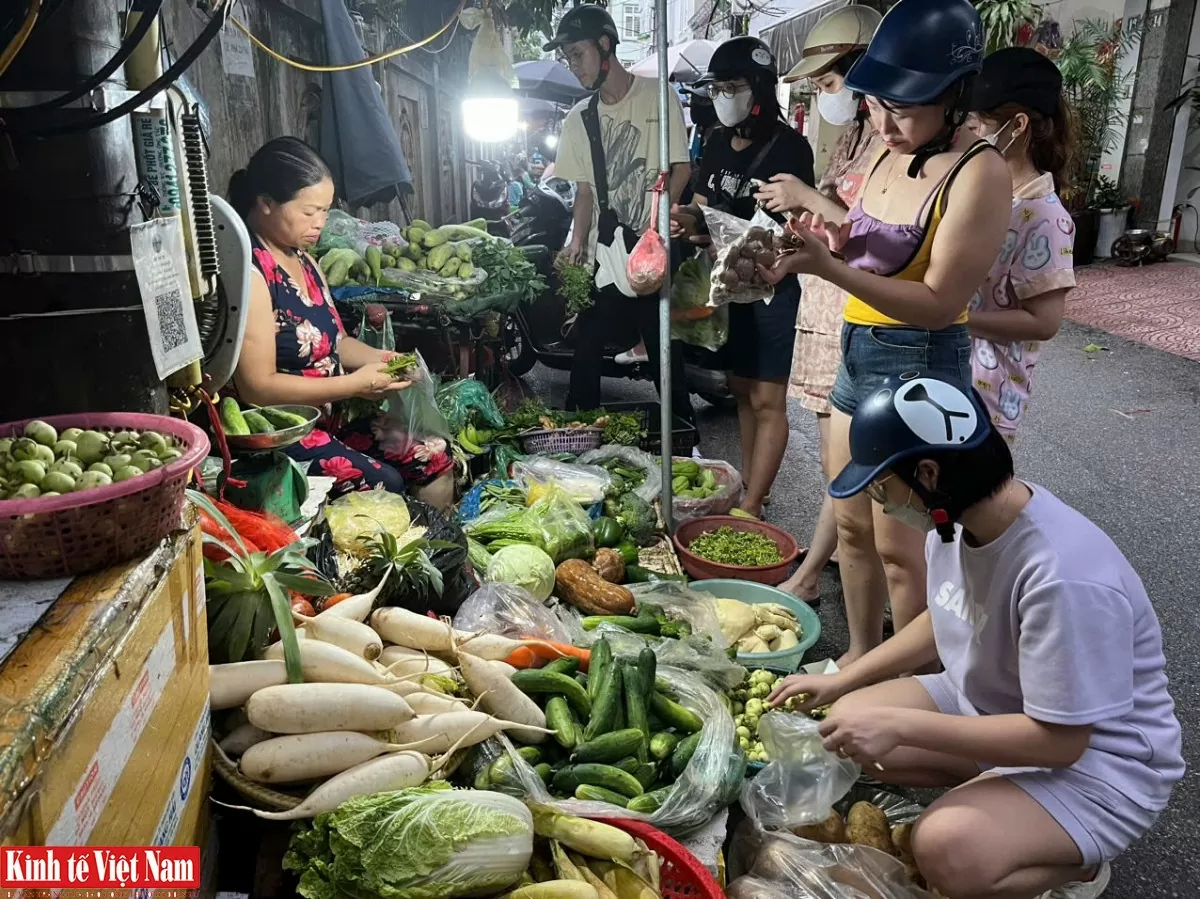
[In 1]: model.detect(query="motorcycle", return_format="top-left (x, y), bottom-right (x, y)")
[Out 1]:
top-left (501, 181), bottom-right (730, 407)
top-left (468, 160), bottom-right (510, 236)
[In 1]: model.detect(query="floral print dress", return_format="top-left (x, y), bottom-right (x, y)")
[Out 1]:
top-left (249, 235), bottom-right (450, 494)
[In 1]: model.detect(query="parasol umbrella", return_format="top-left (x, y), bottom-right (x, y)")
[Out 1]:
top-left (630, 38), bottom-right (719, 82)
top-left (513, 59), bottom-right (589, 104)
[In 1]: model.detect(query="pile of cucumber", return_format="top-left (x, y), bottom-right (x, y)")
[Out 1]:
top-left (483, 637), bottom-right (705, 813)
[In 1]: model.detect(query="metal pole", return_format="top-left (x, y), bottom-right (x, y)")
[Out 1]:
top-left (655, 0), bottom-right (675, 533)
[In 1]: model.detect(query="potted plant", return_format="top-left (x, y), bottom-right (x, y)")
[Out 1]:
top-left (974, 0), bottom-right (1043, 52)
top-left (1090, 174), bottom-right (1131, 259)
top-left (1052, 19), bottom-right (1139, 265)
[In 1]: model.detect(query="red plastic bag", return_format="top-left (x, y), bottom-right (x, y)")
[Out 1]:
top-left (627, 174), bottom-right (669, 296)
top-left (198, 497), bottom-right (297, 561)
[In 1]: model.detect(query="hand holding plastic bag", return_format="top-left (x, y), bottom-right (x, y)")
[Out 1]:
top-left (670, 253), bottom-right (728, 351)
top-left (741, 711), bottom-right (860, 829)
top-left (703, 206), bottom-right (797, 307)
top-left (371, 350), bottom-right (453, 465)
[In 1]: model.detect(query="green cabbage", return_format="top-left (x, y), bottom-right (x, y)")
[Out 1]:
top-left (283, 783), bottom-right (533, 899)
top-left (484, 544), bottom-right (556, 602)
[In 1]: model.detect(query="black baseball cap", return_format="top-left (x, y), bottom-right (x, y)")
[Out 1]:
top-left (969, 47), bottom-right (1063, 117)
top-left (543, 5), bottom-right (620, 52)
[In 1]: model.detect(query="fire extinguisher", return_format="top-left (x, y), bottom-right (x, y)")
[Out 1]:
top-left (1172, 205), bottom-right (1183, 247)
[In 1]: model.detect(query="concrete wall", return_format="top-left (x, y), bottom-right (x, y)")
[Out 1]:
top-left (1165, 3), bottom-right (1200, 243)
top-left (164, 0), bottom-right (471, 225)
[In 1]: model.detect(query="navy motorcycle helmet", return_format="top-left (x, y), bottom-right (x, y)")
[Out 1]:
top-left (544, 5), bottom-right (622, 89)
top-left (694, 36), bottom-right (779, 90)
top-left (829, 372), bottom-right (994, 542)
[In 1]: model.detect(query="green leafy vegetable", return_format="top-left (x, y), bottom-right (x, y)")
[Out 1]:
top-left (688, 526), bottom-right (782, 566)
top-left (555, 255), bottom-right (594, 316)
top-left (472, 241), bottom-right (547, 305)
top-left (283, 783), bottom-right (534, 899)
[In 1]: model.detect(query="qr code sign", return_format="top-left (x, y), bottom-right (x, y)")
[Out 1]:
top-left (155, 286), bottom-right (188, 352)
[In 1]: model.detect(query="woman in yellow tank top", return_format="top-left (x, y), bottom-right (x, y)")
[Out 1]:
top-left (760, 0), bottom-right (1012, 663)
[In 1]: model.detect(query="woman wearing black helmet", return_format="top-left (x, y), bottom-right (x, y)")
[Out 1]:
top-left (670, 36), bottom-right (816, 518)
top-left (768, 372), bottom-right (1183, 899)
top-left (759, 0), bottom-right (1012, 663)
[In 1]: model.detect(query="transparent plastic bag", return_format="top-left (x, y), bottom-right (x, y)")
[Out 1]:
top-left (436, 378), bottom-right (506, 435)
top-left (631, 581), bottom-right (725, 645)
top-left (357, 303), bottom-right (396, 351)
top-left (494, 665), bottom-right (746, 835)
top-left (670, 253), bottom-right (728, 351)
top-left (379, 264), bottom-right (489, 301)
top-left (577, 445), bottom-right (662, 504)
top-left (465, 484), bottom-right (594, 563)
top-left (741, 712), bottom-right (860, 829)
top-left (325, 490), bottom-right (417, 556)
top-left (370, 350), bottom-right (453, 464)
top-left (460, 7), bottom-right (514, 88)
top-left (728, 821), bottom-right (934, 899)
top-left (512, 457), bottom-right (612, 505)
top-left (703, 206), bottom-right (795, 307)
top-left (672, 456), bottom-right (743, 523)
top-left (452, 582), bottom-right (574, 643)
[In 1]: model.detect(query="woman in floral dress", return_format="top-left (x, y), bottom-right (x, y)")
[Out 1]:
top-left (229, 137), bottom-right (452, 496)
top-left (752, 6), bottom-right (882, 602)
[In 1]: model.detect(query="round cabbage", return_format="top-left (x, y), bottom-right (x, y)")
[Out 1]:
top-left (484, 544), bottom-right (555, 602)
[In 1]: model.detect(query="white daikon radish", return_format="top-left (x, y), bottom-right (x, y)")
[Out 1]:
top-left (371, 606), bottom-right (459, 651)
top-left (457, 652), bottom-right (546, 742)
top-left (456, 631), bottom-right (559, 662)
top-left (490, 660), bottom-right (518, 678)
top-left (405, 691), bottom-right (470, 715)
top-left (391, 709), bottom-right (554, 753)
top-left (294, 611), bottom-right (383, 661)
top-left (245, 682), bottom-right (415, 734)
top-left (216, 717), bottom-right (487, 820)
top-left (239, 730), bottom-right (443, 783)
top-left (379, 645), bottom-right (456, 678)
top-left (264, 638), bottom-right (399, 685)
top-left (219, 723), bottom-right (274, 756)
top-left (319, 566), bottom-right (392, 622)
top-left (210, 660), bottom-right (288, 711)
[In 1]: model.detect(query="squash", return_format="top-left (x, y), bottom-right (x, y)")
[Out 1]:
top-left (555, 560), bottom-right (635, 615)
top-left (591, 548), bottom-right (626, 584)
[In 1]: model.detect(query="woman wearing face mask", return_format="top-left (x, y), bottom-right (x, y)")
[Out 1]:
top-left (759, 0), bottom-right (1012, 663)
top-left (670, 37), bottom-right (816, 517)
top-left (753, 5), bottom-right (883, 602)
top-left (965, 47), bottom-right (1076, 444)
top-left (768, 373), bottom-right (1183, 899)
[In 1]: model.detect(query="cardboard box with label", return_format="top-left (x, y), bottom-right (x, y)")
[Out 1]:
top-left (0, 523), bottom-right (211, 852)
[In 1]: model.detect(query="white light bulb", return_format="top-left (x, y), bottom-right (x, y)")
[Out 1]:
top-left (463, 98), bottom-right (519, 143)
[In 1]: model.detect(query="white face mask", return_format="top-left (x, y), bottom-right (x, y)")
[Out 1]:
top-left (980, 117), bottom-right (1016, 156)
top-left (817, 89), bottom-right (859, 126)
top-left (714, 91), bottom-right (755, 128)
top-left (882, 498), bottom-right (936, 533)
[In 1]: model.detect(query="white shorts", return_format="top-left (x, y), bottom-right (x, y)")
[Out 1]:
top-left (917, 673), bottom-right (1161, 867)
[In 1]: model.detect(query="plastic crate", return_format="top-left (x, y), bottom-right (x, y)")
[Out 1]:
top-left (605, 401), bottom-right (697, 456)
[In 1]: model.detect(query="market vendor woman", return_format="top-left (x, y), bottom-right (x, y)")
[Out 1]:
top-left (229, 136), bottom-right (452, 497)
top-left (771, 373), bottom-right (1184, 899)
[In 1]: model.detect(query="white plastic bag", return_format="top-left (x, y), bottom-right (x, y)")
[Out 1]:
top-left (672, 456), bottom-right (743, 523)
top-left (512, 457), bottom-right (612, 504)
top-left (452, 583), bottom-right (575, 643)
top-left (703, 206), bottom-right (798, 307)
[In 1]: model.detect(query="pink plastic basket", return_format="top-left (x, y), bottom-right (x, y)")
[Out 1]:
top-left (519, 427), bottom-right (604, 455)
top-left (0, 412), bottom-right (209, 580)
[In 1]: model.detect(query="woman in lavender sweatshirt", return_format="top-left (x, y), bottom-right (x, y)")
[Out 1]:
top-left (771, 372), bottom-right (1184, 899)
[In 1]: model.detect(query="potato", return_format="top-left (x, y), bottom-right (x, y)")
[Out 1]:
top-left (845, 801), bottom-right (894, 855)
top-left (891, 822), bottom-right (915, 863)
top-left (792, 810), bottom-right (845, 844)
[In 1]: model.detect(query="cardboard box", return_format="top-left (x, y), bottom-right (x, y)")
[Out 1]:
top-left (0, 523), bottom-right (211, 853)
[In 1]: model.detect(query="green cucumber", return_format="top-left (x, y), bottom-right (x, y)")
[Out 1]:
top-left (575, 784), bottom-right (629, 807)
top-left (649, 731), bottom-right (679, 761)
top-left (634, 762), bottom-right (658, 790)
top-left (650, 690), bottom-right (704, 734)
top-left (511, 669), bottom-right (592, 717)
top-left (627, 786), bottom-right (675, 814)
top-left (542, 657), bottom-right (580, 676)
top-left (580, 613), bottom-right (661, 635)
top-left (571, 763), bottom-right (644, 798)
top-left (488, 747), bottom-right (540, 788)
top-left (624, 564), bottom-right (688, 584)
top-left (588, 638), bottom-right (612, 703)
top-left (551, 765), bottom-right (583, 796)
top-left (534, 763), bottom-right (553, 785)
top-left (622, 661), bottom-right (650, 761)
top-left (571, 729), bottom-right (645, 764)
top-left (670, 731), bottom-right (702, 779)
top-left (583, 665), bottom-right (622, 742)
top-left (545, 696), bottom-right (579, 751)
top-left (574, 672), bottom-right (589, 690)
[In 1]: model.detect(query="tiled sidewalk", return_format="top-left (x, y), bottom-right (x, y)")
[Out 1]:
top-left (1067, 261), bottom-right (1200, 362)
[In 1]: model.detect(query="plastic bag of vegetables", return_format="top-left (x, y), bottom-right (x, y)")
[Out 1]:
top-left (670, 253), bottom-right (729, 352)
top-left (452, 581), bottom-right (575, 643)
top-left (512, 457), bottom-right (612, 505)
top-left (436, 377), bottom-right (506, 435)
top-left (282, 782), bottom-right (534, 899)
top-left (370, 351), bottom-right (454, 468)
top-left (494, 664), bottom-right (745, 835)
top-left (577, 445), bottom-right (662, 504)
top-left (740, 711), bottom-right (859, 830)
top-left (465, 485), bottom-right (595, 564)
top-left (671, 456), bottom-right (743, 523)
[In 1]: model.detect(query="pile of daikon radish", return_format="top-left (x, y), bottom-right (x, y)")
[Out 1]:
top-left (210, 568), bottom-right (562, 820)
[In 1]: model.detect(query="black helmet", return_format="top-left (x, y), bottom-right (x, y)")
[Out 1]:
top-left (543, 5), bottom-right (620, 53)
top-left (694, 36), bottom-right (778, 89)
top-left (830, 372), bottom-right (991, 504)
top-left (844, 0), bottom-right (984, 105)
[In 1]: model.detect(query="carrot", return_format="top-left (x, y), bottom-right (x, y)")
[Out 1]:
top-left (320, 593), bottom-right (353, 611)
top-left (504, 640), bottom-right (590, 672)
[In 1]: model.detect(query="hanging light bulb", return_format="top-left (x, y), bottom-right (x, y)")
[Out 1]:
top-left (460, 7), bottom-right (519, 143)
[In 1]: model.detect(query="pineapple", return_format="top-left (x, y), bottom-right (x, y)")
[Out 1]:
top-left (339, 525), bottom-right (445, 609)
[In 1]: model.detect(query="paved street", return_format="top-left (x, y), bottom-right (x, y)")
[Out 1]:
top-left (525, 317), bottom-right (1200, 897)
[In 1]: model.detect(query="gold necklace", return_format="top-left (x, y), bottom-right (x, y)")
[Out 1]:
top-left (878, 153), bottom-right (908, 195)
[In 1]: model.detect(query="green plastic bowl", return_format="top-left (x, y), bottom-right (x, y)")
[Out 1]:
top-left (688, 578), bottom-right (821, 673)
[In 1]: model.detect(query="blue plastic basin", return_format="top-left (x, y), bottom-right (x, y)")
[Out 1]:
top-left (688, 578), bottom-right (821, 672)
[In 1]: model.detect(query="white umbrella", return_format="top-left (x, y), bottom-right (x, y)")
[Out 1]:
top-left (630, 38), bottom-right (719, 82)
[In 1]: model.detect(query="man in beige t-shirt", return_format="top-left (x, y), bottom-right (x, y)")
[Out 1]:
top-left (543, 5), bottom-right (695, 427)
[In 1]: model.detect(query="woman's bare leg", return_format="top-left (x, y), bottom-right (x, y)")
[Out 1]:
top-left (737, 378), bottom-right (790, 517)
top-left (914, 777), bottom-right (1093, 899)
top-left (829, 409), bottom-right (889, 664)
top-left (872, 499), bottom-right (930, 634)
top-left (729, 375), bottom-right (757, 505)
top-left (781, 412), bottom-right (839, 603)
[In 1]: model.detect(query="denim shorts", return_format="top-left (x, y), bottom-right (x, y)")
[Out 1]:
top-left (830, 323), bottom-right (972, 415)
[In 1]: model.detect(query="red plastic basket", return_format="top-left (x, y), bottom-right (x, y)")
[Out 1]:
top-left (596, 817), bottom-right (724, 899)
top-left (0, 412), bottom-right (209, 579)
